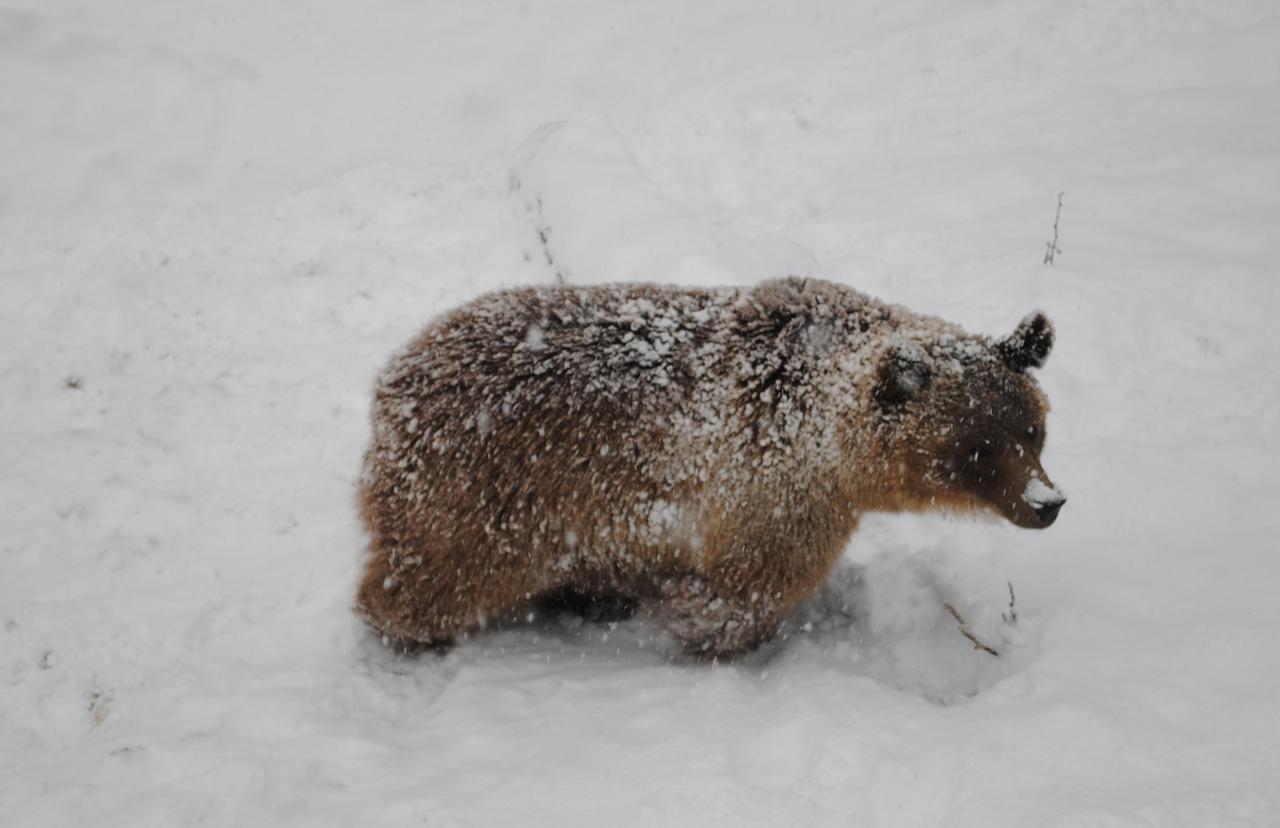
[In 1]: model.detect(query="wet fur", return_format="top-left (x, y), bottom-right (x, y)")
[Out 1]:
top-left (356, 277), bottom-right (1058, 656)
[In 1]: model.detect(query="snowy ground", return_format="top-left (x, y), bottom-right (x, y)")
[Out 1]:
top-left (4, 1), bottom-right (1280, 825)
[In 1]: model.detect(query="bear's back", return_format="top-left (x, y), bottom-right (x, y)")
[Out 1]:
top-left (363, 278), bottom-right (903, 526)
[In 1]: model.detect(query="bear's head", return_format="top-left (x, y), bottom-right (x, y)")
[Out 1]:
top-left (869, 312), bottom-right (1066, 529)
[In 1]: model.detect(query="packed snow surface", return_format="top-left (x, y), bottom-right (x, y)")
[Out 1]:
top-left (3, 1), bottom-right (1279, 825)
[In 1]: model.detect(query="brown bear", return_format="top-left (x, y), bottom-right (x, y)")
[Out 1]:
top-left (355, 277), bottom-right (1064, 657)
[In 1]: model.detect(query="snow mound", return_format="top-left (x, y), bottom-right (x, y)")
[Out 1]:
top-left (779, 548), bottom-right (1031, 704)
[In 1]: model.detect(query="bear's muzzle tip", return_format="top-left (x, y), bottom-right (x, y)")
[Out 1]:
top-left (1034, 497), bottom-right (1064, 527)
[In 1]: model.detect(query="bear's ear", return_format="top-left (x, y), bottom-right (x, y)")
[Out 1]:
top-left (998, 312), bottom-right (1054, 372)
top-left (874, 344), bottom-right (932, 407)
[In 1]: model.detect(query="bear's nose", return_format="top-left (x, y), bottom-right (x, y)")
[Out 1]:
top-left (1035, 498), bottom-right (1065, 526)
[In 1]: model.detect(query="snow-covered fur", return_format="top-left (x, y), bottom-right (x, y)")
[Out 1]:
top-left (356, 277), bottom-right (1064, 656)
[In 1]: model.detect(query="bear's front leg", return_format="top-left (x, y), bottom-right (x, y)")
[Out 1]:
top-left (655, 575), bottom-right (783, 658)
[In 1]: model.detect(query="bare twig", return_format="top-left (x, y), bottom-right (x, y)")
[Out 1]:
top-left (1002, 581), bottom-right (1018, 625)
top-left (513, 173), bottom-right (568, 284)
top-left (1043, 192), bottom-right (1064, 266)
top-left (944, 603), bottom-right (1001, 657)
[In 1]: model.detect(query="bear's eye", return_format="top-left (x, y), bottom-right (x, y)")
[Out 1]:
top-left (968, 445), bottom-right (990, 464)
top-left (1026, 426), bottom-right (1038, 441)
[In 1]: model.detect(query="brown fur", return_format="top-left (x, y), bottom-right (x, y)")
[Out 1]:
top-left (355, 278), bottom-right (1063, 657)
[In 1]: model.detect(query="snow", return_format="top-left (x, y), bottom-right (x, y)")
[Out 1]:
top-left (1023, 477), bottom-right (1065, 508)
top-left (3, 0), bottom-right (1280, 825)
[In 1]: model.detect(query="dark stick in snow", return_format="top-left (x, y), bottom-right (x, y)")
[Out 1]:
top-left (944, 603), bottom-right (1001, 657)
top-left (1043, 192), bottom-right (1064, 266)
top-left (1002, 581), bottom-right (1018, 625)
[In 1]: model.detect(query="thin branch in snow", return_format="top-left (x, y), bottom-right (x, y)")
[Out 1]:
top-left (1002, 581), bottom-right (1018, 625)
top-left (1043, 191), bottom-right (1064, 266)
top-left (537, 228), bottom-right (553, 265)
top-left (944, 603), bottom-right (1001, 657)
top-left (536, 227), bottom-right (568, 284)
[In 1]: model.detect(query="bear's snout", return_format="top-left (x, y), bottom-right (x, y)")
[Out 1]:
top-left (1018, 472), bottom-right (1066, 529)
top-left (972, 450), bottom-right (1066, 530)
top-left (1034, 496), bottom-right (1065, 527)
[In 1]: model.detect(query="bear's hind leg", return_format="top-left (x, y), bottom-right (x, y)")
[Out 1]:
top-left (356, 556), bottom-right (461, 650)
top-left (355, 540), bottom-right (494, 650)
top-left (358, 537), bottom-right (565, 652)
